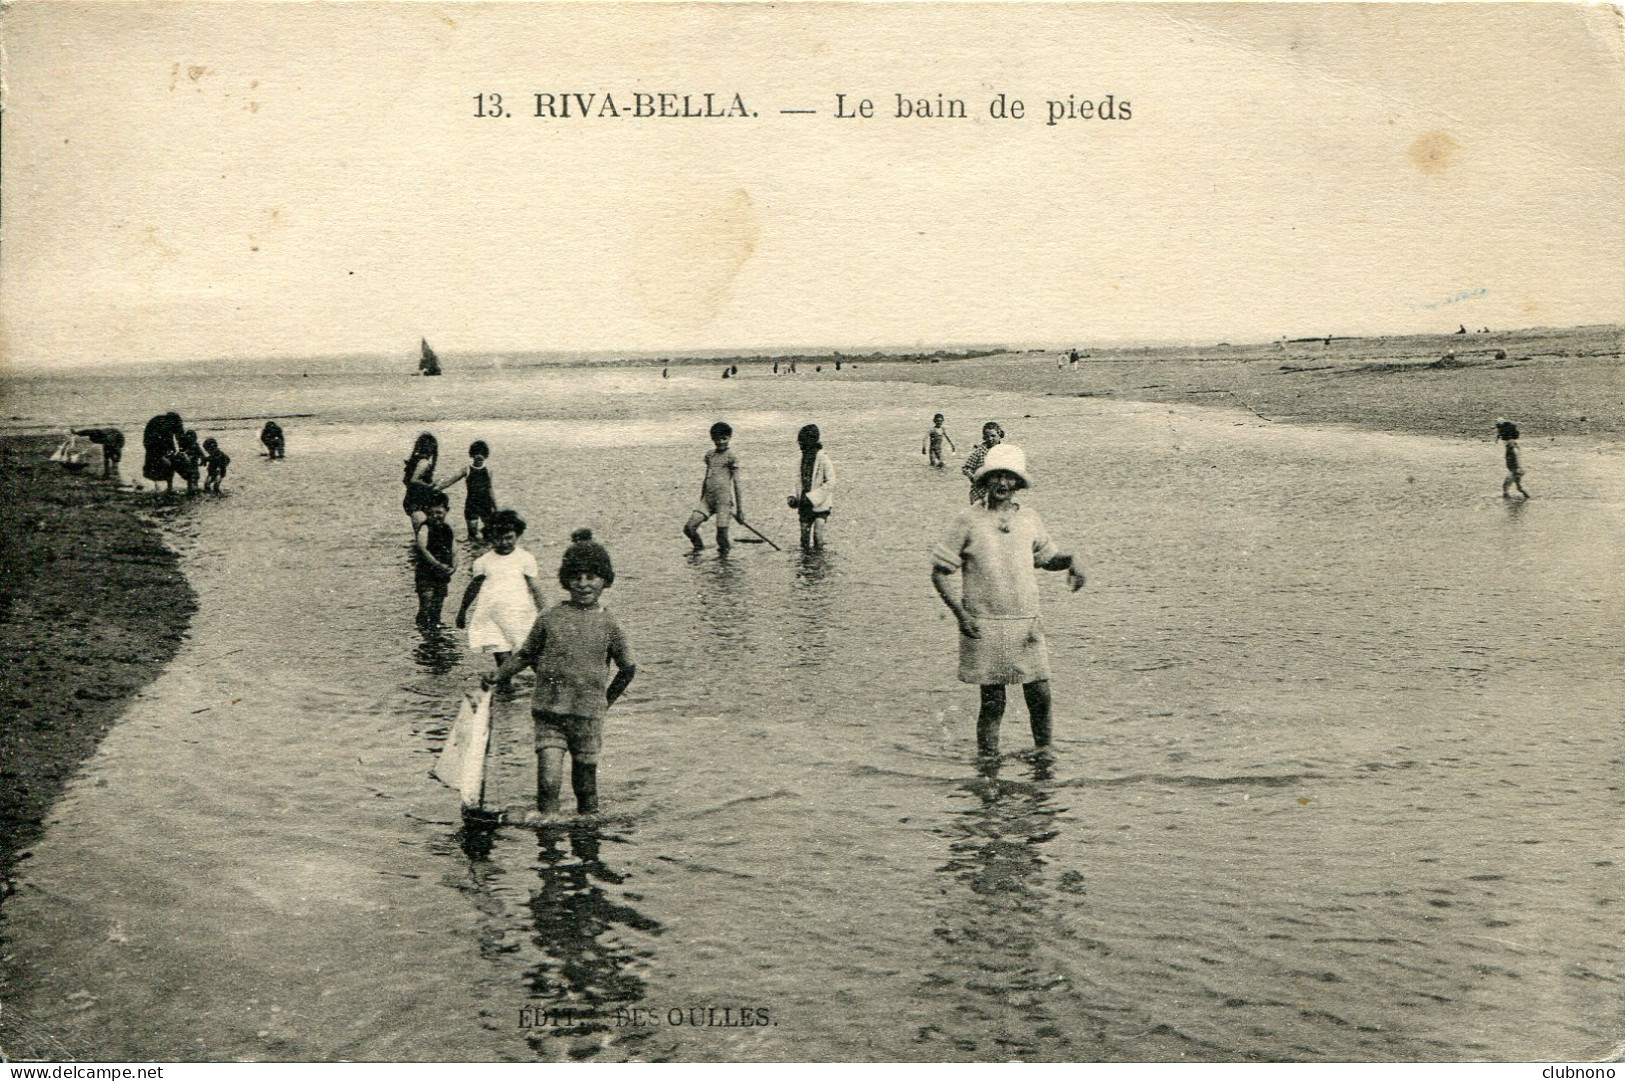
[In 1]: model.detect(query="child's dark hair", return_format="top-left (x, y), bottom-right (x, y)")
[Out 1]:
top-left (709, 421), bottom-right (733, 441)
top-left (203, 437), bottom-right (219, 450)
top-left (403, 432), bottom-right (439, 484)
top-left (559, 528), bottom-right (614, 587)
top-left (426, 489), bottom-right (451, 510)
top-left (469, 440), bottom-right (490, 458)
top-left (487, 508), bottom-right (525, 536)
top-left (933, 413), bottom-right (944, 423)
top-left (982, 420), bottom-right (1003, 435)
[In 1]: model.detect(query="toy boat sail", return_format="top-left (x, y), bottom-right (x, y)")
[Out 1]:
top-left (418, 338), bottom-right (442, 376)
top-left (48, 433), bottom-right (91, 471)
top-left (432, 690), bottom-right (493, 813)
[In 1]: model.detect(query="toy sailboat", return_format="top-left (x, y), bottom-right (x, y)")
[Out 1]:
top-left (418, 338), bottom-right (442, 376)
top-left (431, 690), bottom-right (492, 813)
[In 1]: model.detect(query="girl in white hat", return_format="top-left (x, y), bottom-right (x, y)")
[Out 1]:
top-left (930, 444), bottom-right (1085, 758)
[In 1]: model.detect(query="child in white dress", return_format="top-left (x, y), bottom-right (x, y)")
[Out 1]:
top-left (931, 444), bottom-right (1085, 759)
top-left (456, 509), bottom-right (547, 671)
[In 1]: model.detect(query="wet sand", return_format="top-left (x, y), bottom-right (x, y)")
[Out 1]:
top-left (847, 324), bottom-right (1624, 443)
top-left (0, 435), bottom-right (195, 895)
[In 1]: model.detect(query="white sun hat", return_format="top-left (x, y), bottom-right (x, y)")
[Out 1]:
top-left (974, 443), bottom-right (1032, 488)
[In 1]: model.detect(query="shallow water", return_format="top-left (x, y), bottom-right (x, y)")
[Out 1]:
top-left (1, 364), bottom-right (1621, 1062)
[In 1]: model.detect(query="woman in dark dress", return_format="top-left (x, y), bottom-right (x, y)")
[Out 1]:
top-left (141, 413), bottom-right (184, 491)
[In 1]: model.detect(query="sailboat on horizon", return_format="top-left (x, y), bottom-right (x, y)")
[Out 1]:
top-left (418, 338), bottom-right (441, 376)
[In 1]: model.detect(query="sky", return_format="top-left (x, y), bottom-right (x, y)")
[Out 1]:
top-left (3, 2), bottom-right (1622, 370)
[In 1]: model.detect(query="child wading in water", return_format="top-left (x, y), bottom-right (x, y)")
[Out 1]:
top-left (486, 530), bottom-right (636, 821)
top-left (437, 440), bottom-right (500, 543)
top-left (1496, 418), bottom-right (1531, 499)
top-left (922, 414), bottom-right (956, 467)
top-left (202, 438), bottom-right (230, 494)
top-left (787, 423), bottom-right (835, 549)
top-left (960, 421), bottom-right (1005, 497)
top-left (260, 421), bottom-right (286, 459)
top-left (456, 509), bottom-right (546, 675)
top-left (684, 421), bottom-right (745, 553)
top-left (931, 444), bottom-right (1085, 759)
top-left (413, 492), bottom-right (456, 632)
top-left (402, 432), bottom-right (440, 530)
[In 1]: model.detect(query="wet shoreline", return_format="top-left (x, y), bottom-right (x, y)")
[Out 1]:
top-left (0, 434), bottom-right (196, 901)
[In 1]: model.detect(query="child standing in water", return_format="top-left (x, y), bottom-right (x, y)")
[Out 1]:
top-left (787, 423), bottom-right (835, 549)
top-left (485, 529), bottom-right (637, 821)
top-left (922, 414), bottom-right (956, 467)
top-left (436, 440), bottom-right (501, 543)
top-left (931, 444), bottom-right (1085, 759)
top-left (260, 421), bottom-right (286, 459)
top-left (456, 509), bottom-right (546, 673)
top-left (413, 493), bottom-right (456, 632)
top-left (202, 438), bottom-right (230, 494)
top-left (1496, 418), bottom-right (1531, 499)
top-left (683, 421), bottom-right (745, 553)
top-left (402, 432), bottom-right (440, 529)
top-left (175, 430), bottom-right (206, 495)
top-left (960, 421), bottom-right (1005, 495)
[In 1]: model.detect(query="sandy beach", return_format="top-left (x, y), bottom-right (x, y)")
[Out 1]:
top-left (847, 325), bottom-right (1624, 444)
top-left (0, 435), bottom-right (195, 892)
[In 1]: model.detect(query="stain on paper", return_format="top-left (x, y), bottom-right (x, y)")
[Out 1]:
top-left (1409, 130), bottom-right (1460, 176)
top-left (628, 188), bottom-right (760, 333)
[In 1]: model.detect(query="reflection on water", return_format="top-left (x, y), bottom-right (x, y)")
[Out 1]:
top-left (413, 626), bottom-right (462, 675)
top-left (520, 824), bottom-right (662, 1053)
top-left (919, 754), bottom-right (1076, 1061)
top-left (788, 549), bottom-right (836, 674)
top-left (690, 554), bottom-right (752, 654)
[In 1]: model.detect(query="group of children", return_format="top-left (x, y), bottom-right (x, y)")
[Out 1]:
top-left (401, 431), bottom-right (635, 820)
top-left (408, 404), bottom-right (1534, 823)
top-left (923, 415), bottom-right (1008, 487)
top-left (76, 416), bottom-right (289, 494)
top-left (404, 414), bottom-right (1089, 823)
top-left (134, 413), bottom-right (233, 495)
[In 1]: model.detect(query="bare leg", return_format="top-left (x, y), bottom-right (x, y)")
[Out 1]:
top-left (1022, 679), bottom-right (1053, 748)
top-left (810, 518), bottom-right (825, 549)
top-left (536, 748), bottom-right (566, 815)
top-left (977, 684), bottom-right (1007, 758)
top-left (572, 760), bottom-right (599, 815)
top-left (684, 511), bottom-right (707, 551)
top-left (715, 523), bottom-right (731, 553)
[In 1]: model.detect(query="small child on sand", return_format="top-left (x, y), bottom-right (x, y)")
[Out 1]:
top-left (456, 509), bottom-right (546, 673)
top-left (1496, 418), bottom-right (1530, 499)
top-left (202, 438), bottom-right (230, 494)
top-left (485, 529), bottom-right (637, 821)
top-left (73, 428), bottom-right (125, 480)
top-left (436, 440), bottom-right (501, 543)
top-left (413, 492), bottom-right (456, 632)
top-left (922, 414), bottom-right (956, 467)
top-left (684, 421), bottom-right (745, 553)
top-left (960, 421), bottom-right (1005, 494)
top-left (931, 444), bottom-right (1085, 759)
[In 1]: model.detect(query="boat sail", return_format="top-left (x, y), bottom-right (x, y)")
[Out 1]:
top-left (418, 338), bottom-right (442, 376)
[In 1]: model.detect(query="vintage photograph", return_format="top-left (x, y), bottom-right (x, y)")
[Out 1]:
top-left (1, 1), bottom-right (1621, 1065)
